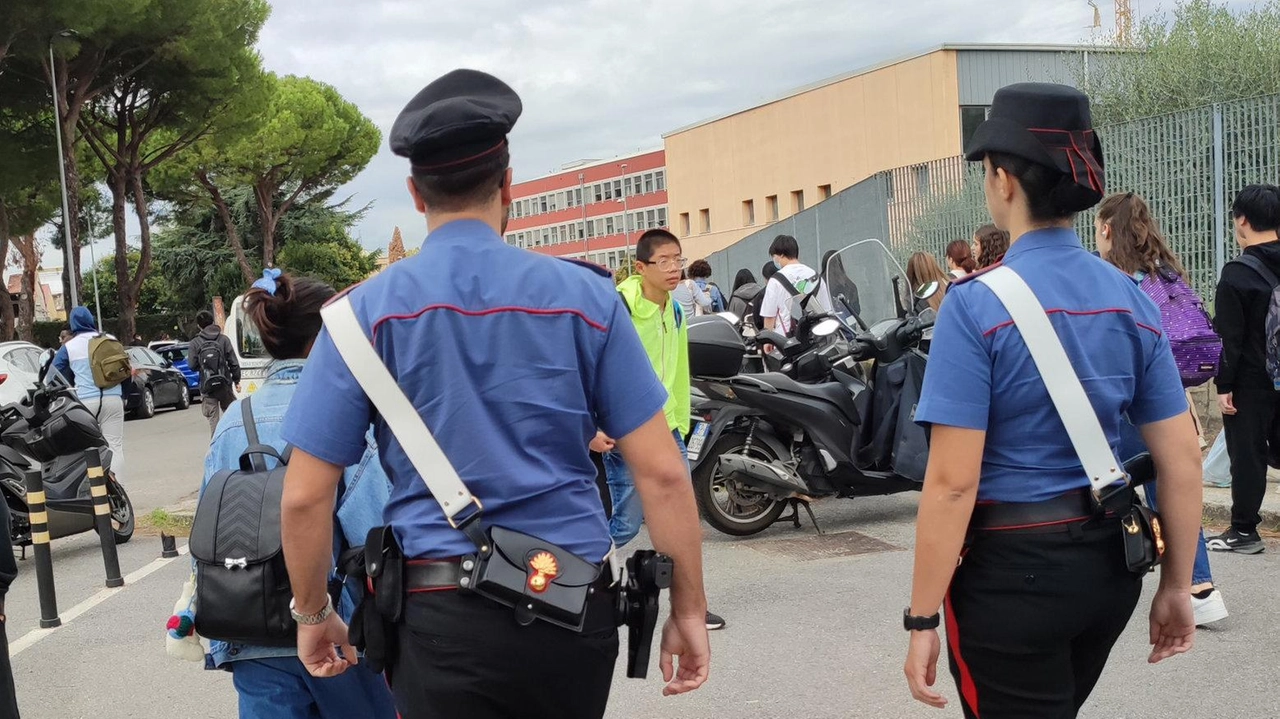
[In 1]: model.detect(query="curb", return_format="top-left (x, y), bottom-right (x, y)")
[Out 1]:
top-left (1203, 493), bottom-right (1280, 534)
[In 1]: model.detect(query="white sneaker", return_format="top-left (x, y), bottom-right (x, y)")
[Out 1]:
top-left (1192, 589), bottom-right (1229, 626)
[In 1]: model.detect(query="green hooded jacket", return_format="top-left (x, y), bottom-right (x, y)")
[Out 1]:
top-left (616, 275), bottom-right (690, 435)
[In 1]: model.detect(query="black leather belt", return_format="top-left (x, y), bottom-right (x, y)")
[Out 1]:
top-left (970, 487), bottom-right (1134, 532)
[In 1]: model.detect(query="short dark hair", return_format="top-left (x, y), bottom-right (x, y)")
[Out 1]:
top-left (410, 146), bottom-right (510, 213)
top-left (761, 261), bottom-right (778, 280)
top-left (1232, 184), bottom-right (1280, 233)
top-left (987, 152), bottom-right (1081, 222)
top-left (636, 229), bottom-right (681, 263)
top-left (196, 310), bottom-right (215, 329)
top-left (768, 234), bottom-right (799, 260)
top-left (688, 259), bottom-right (713, 279)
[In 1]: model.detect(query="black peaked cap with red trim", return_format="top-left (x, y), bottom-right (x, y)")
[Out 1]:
top-left (964, 83), bottom-right (1105, 211)
top-left (390, 69), bottom-right (522, 173)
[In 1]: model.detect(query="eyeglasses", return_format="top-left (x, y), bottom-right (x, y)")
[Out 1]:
top-left (644, 257), bottom-right (688, 271)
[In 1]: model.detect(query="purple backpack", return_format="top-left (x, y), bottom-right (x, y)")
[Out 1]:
top-left (1139, 270), bottom-right (1221, 388)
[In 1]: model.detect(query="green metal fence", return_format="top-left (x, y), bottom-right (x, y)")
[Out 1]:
top-left (712, 94), bottom-right (1280, 302)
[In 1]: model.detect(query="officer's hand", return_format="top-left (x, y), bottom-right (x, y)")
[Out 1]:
top-left (590, 431), bottom-right (616, 454)
top-left (1217, 392), bottom-right (1236, 416)
top-left (659, 613), bottom-right (710, 696)
top-left (1148, 588), bottom-right (1195, 664)
top-left (297, 613), bottom-right (357, 678)
top-left (904, 628), bottom-right (947, 709)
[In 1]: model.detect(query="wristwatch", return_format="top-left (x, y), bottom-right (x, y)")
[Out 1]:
top-left (903, 608), bottom-right (941, 631)
top-left (290, 596), bottom-right (334, 626)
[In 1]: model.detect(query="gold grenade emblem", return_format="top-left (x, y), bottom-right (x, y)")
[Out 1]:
top-left (528, 552), bottom-right (559, 593)
top-left (1151, 516), bottom-right (1166, 557)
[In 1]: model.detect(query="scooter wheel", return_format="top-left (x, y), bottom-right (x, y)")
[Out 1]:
top-left (692, 431), bottom-right (788, 536)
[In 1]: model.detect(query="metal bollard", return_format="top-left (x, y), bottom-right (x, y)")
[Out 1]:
top-left (160, 533), bottom-right (179, 558)
top-left (85, 450), bottom-right (124, 588)
top-left (23, 469), bottom-right (60, 628)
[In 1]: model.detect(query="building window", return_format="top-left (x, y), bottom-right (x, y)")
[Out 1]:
top-left (791, 190), bottom-right (805, 214)
top-left (540, 196), bottom-right (547, 213)
top-left (657, 208), bottom-right (667, 227)
top-left (655, 171), bottom-right (665, 191)
top-left (624, 177), bottom-right (633, 197)
top-left (742, 199), bottom-right (755, 226)
top-left (646, 209), bottom-right (656, 228)
top-left (551, 226), bottom-right (559, 243)
top-left (766, 195), bottom-right (779, 222)
top-left (644, 174), bottom-right (654, 193)
top-left (604, 183), bottom-right (613, 200)
top-left (960, 105), bottom-right (990, 154)
top-left (613, 179), bottom-right (622, 198)
top-left (819, 184), bottom-right (832, 200)
top-left (606, 217), bottom-right (615, 234)
top-left (593, 184), bottom-right (602, 202)
top-left (575, 188), bottom-right (583, 205)
top-left (586, 221), bottom-right (595, 238)
top-left (699, 208), bottom-right (711, 234)
top-left (680, 212), bottom-right (691, 237)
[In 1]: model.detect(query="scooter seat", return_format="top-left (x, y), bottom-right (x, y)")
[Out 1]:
top-left (745, 373), bottom-right (861, 425)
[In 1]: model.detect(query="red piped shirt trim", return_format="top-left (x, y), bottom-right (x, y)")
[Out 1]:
top-left (982, 308), bottom-right (1163, 338)
top-left (371, 304), bottom-right (609, 340)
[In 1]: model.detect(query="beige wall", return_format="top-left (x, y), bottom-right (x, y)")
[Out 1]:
top-left (666, 49), bottom-right (963, 260)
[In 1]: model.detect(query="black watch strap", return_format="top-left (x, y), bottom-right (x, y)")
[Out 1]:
top-left (903, 608), bottom-right (941, 631)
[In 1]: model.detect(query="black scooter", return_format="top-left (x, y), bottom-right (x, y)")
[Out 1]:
top-left (0, 351), bottom-right (134, 549)
top-left (685, 239), bottom-right (936, 537)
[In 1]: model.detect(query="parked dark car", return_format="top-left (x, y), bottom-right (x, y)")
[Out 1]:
top-left (155, 342), bottom-right (199, 402)
top-left (122, 345), bottom-right (191, 419)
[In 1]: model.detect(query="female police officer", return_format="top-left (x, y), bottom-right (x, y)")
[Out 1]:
top-left (900, 83), bottom-right (1204, 718)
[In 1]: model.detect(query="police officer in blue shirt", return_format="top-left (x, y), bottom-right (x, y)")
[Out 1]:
top-left (899, 84), bottom-right (1204, 718)
top-left (276, 69), bottom-right (709, 719)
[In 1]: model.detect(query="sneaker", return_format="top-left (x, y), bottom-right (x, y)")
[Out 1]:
top-left (1203, 478), bottom-right (1231, 489)
top-left (1192, 589), bottom-right (1229, 626)
top-left (705, 611), bottom-right (726, 631)
top-left (1206, 528), bottom-right (1265, 554)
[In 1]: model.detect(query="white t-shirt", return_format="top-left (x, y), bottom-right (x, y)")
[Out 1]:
top-left (760, 263), bottom-right (828, 334)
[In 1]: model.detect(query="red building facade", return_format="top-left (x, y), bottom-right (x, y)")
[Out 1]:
top-left (503, 149), bottom-right (667, 271)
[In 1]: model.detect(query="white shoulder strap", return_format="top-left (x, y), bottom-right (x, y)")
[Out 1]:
top-left (320, 296), bottom-right (481, 525)
top-left (976, 267), bottom-right (1127, 494)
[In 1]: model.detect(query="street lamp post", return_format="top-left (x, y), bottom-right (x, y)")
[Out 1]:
top-left (579, 172), bottom-right (589, 264)
top-left (620, 162), bottom-right (630, 264)
top-left (48, 32), bottom-right (79, 311)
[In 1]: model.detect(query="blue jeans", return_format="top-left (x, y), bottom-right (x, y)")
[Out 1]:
top-left (231, 656), bottom-right (397, 719)
top-left (1144, 481), bottom-right (1213, 586)
top-left (604, 429), bottom-right (688, 547)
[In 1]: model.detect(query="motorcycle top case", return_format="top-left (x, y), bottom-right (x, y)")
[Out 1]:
top-left (19, 396), bottom-right (106, 462)
top-left (688, 316), bottom-right (746, 379)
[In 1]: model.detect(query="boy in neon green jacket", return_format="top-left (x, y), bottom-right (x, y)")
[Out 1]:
top-left (591, 229), bottom-right (725, 630)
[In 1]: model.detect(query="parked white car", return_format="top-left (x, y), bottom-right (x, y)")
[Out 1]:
top-left (0, 341), bottom-right (47, 409)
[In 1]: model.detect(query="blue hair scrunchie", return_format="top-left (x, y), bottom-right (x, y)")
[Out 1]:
top-left (252, 268), bottom-right (282, 296)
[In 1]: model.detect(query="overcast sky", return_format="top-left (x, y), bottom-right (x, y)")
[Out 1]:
top-left (35, 0), bottom-right (1251, 270)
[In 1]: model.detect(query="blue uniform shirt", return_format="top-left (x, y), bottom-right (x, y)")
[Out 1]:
top-left (914, 227), bottom-right (1187, 504)
top-left (281, 220), bottom-right (667, 560)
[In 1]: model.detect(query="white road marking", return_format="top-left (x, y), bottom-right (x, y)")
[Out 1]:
top-left (9, 544), bottom-right (189, 657)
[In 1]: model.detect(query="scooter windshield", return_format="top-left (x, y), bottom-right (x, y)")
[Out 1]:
top-left (822, 239), bottom-right (911, 330)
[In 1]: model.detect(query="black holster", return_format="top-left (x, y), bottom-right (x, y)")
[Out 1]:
top-left (347, 526), bottom-right (403, 675)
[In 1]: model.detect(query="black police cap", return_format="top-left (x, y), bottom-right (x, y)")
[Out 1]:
top-left (390, 69), bottom-right (522, 174)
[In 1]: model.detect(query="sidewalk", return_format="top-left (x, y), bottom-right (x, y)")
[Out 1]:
top-left (1202, 475), bottom-right (1280, 532)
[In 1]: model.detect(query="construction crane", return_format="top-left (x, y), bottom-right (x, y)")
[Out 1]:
top-left (1088, 0), bottom-right (1137, 46)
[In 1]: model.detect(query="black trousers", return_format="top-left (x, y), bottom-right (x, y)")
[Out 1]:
top-left (1222, 387), bottom-right (1280, 533)
top-left (0, 619), bottom-right (17, 719)
top-left (945, 520), bottom-right (1143, 719)
top-left (388, 590), bottom-right (618, 719)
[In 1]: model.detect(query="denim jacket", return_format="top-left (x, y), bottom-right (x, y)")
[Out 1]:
top-left (199, 359), bottom-right (390, 669)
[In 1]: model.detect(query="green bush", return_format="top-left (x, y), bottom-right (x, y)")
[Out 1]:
top-left (32, 314), bottom-right (193, 349)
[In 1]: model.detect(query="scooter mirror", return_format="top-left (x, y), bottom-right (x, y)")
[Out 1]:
top-left (812, 318), bottom-right (842, 338)
top-left (915, 281), bottom-right (941, 301)
top-left (38, 349), bottom-right (54, 382)
top-left (917, 307), bottom-right (938, 325)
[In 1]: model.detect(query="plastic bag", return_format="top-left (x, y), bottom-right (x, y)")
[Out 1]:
top-left (1203, 430), bottom-right (1231, 487)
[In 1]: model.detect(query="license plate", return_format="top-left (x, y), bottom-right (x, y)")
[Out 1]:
top-left (686, 422), bottom-right (710, 461)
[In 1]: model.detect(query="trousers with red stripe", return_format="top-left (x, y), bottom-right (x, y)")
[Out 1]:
top-left (945, 516), bottom-right (1142, 719)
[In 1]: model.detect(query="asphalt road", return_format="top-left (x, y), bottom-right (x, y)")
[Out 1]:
top-left (6, 409), bottom-right (1280, 718)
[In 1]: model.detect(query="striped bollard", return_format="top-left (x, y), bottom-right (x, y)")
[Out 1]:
top-left (85, 450), bottom-right (124, 588)
top-left (23, 469), bottom-right (60, 628)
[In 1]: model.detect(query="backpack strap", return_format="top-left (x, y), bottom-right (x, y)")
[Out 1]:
top-left (1234, 254), bottom-right (1280, 289)
top-left (239, 397), bottom-right (286, 473)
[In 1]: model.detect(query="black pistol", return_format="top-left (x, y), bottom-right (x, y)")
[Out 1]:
top-left (621, 550), bottom-right (673, 679)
